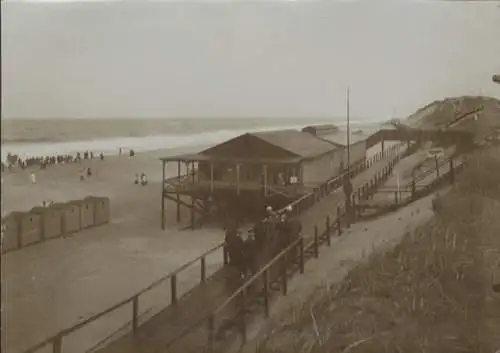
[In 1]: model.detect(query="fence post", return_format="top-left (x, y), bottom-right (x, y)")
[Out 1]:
top-left (53, 336), bottom-right (62, 353)
top-left (263, 269), bottom-right (270, 317)
top-left (314, 226), bottom-right (319, 258)
top-left (201, 256), bottom-right (206, 283)
top-left (132, 296), bottom-right (139, 333)
top-left (326, 216), bottom-right (331, 246)
top-left (223, 245), bottom-right (229, 265)
top-left (281, 256), bottom-right (288, 295)
top-left (240, 289), bottom-right (247, 344)
top-left (351, 194), bottom-right (357, 222)
top-left (171, 275), bottom-right (178, 305)
top-left (449, 158), bottom-right (455, 184)
top-left (337, 206), bottom-right (342, 236)
top-left (299, 237), bottom-right (304, 274)
top-left (394, 191), bottom-right (398, 206)
top-left (345, 199), bottom-right (350, 228)
top-left (208, 314), bottom-right (215, 353)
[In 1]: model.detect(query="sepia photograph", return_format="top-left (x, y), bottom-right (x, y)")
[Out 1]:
top-left (1, 1), bottom-right (499, 353)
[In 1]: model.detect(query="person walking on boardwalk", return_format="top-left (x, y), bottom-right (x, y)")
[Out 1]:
top-left (225, 225), bottom-right (246, 279)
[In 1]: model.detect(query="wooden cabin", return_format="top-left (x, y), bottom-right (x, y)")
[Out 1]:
top-left (160, 129), bottom-right (348, 228)
top-left (2, 212), bottom-right (21, 253)
top-left (62, 201), bottom-right (82, 234)
top-left (85, 196), bottom-right (111, 226)
top-left (18, 211), bottom-right (43, 247)
top-left (79, 198), bottom-right (95, 229)
top-left (30, 205), bottom-right (65, 240)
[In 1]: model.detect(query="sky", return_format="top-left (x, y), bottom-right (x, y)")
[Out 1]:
top-left (1, 1), bottom-right (500, 119)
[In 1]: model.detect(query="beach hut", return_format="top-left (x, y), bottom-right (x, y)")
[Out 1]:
top-left (19, 210), bottom-right (43, 247)
top-left (30, 204), bottom-right (65, 240)
top-left (1, 212), bottom-right (21, 253)
top-left (62, 200), bottom-right (82, 234)
top-left (79, 198), bottom-right (95, 229)
top-left (85, 196), bottom-right (111, 226)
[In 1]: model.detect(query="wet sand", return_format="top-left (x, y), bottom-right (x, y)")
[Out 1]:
top-left (1, 145), bottom-right (226, 353)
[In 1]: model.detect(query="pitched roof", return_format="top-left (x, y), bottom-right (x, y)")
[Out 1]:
top-left (249, 130), bottom-right (337, 158)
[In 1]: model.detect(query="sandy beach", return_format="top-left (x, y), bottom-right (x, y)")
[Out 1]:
top-left (0, 128), bottom-right (396, 353)
top-left (1, 144), bottom-right (227, 353)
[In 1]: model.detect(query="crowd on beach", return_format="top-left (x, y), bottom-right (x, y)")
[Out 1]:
top-left (1, 149), bottom-right (137, 173)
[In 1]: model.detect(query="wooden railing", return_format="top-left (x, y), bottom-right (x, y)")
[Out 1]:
top-left (22, 142), bottom-right (406, 353)
top-left (161, 143), bottom-right (407, 352)
top-left (22, 243), bottom-right (227, 353)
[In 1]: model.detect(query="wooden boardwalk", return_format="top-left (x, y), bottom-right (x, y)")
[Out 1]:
top-left (95, 150), bottom-right (402, 353)
top-left (94, 267), bottom-right (241, 353)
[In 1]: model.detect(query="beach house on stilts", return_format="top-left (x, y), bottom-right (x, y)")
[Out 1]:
top-left (160, 129), bottom-right (349, 230)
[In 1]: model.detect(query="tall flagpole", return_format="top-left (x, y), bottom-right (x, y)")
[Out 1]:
top-left (346, 86), bottom-right (351, 176)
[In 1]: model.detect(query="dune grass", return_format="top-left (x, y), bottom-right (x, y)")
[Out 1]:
top-left (252, 147), bottom-right (500, 353)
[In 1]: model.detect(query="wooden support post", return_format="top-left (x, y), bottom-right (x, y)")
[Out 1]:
top-left (210, 162), bottom-right (214, 193)
top-left (435, 156), bottom-right (440, 177)
top-left (314, 226), bottom-right (319, 258)
top-left (299, 238), bottom-right (304, 274)
top-left (171, 275), bottom-right (178, 305)
top-left (201, 256), bottom-right (206, 283)
top-left (208, 315), bottom-right (215, 352)
top-left (263, 269), bottom-right (270, 317)
top-left (223, 245), bottom-right (229, 265)
top-left (352, 194), bottom-right (356, 222)
top-left (132, 296), bottom-right (138, 333)
top-left (190, 162), bottom-right (195, 229)
top-left (53, 337), bottom-right (62, 353)
top-left (236, 163), bottom-right (241, 196)
top-left (326, 216), bottom-right (331, 246)
top-left (176, 161), bottom-right (181, 223)
top-left (240, 290), bottom-right (247, 343)
top-left (449, 158), bottom-right (455, 183)
top-left (345, 199), bottom-right (350, 228)
top-left (281, 256), bottom-right (288, 295)
top-left (337, 206), bottom-right (342, 236)
top-left (161, 161), bottom-right (166, 230)
top-left (263, 165), bottom-right (268, 196)
top-left (394, 191), bottom-right (399, 205)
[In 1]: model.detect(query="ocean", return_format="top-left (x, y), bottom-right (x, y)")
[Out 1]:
top-left (0, 117), bottom-right (382, 161)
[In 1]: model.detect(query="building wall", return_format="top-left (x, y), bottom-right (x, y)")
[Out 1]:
top-left (302, 149), bottom-right (344, 186)
top-left (90, 197), bottom-right (111, 226)
top-left (20, 212), bottom-right (43, 246)
top-left (33, 206), bottom-right (64, 240)
top-left (1, 214), bottom-right (20, 253)
top-left (64, 202), bottom-right (81, 234)
top-left (80, 199), bottom-right (95, 229)
top-left (341, 140), bottom-right (367, 167)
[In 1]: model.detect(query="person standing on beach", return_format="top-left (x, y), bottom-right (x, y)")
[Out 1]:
top-left (30, 172), bottom-right (37, 184)
top-left (79, 168), bottom-right (85, 181)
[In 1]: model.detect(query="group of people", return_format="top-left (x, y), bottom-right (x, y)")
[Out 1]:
top-left (134, 173), bottom-right (148, 186)
top-left (2, 151), bottom-right (105, 173)
top-left (224, 205), bottom-right (302, 280)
